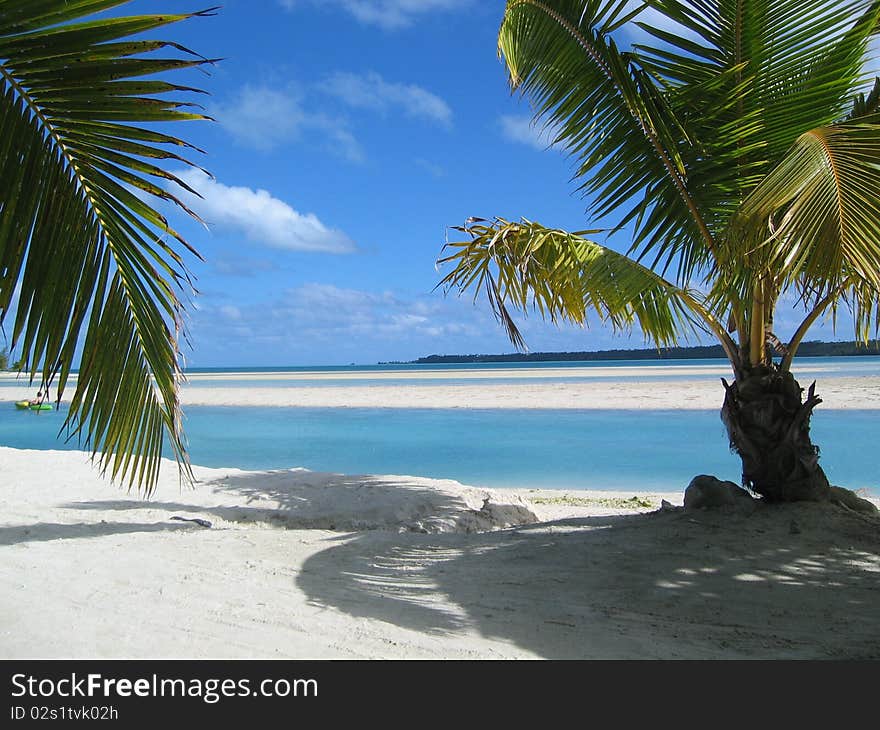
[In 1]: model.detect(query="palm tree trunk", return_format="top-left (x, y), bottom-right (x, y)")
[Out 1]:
top-left (720, 364), bottom-right (831, 502)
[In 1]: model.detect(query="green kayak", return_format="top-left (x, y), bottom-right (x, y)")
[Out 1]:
top-left (15, 400), bottom-right (52, 411)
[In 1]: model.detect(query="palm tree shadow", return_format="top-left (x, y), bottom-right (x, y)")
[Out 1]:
top-left (200, 470), bottom-right (504, 532)
top-left (296, 505), bottom-right (880, 658)
top-left (62, 469), bottom-right (515, 532)
top-left (61, 498), bottom-right (292, 528)
top-left (0, 521), bottom-right (192, 546)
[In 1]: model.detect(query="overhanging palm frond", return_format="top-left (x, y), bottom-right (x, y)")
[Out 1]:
top-left (498, 0), bottom-right (718, 281)
top-left (733, 121), bottom-right (880, 295)
top-left (635, 1), bottom-right (880, 243)
top-left (437, 217), bottom-right (738, 365)
top-left (0, 2), bottom-right (218, 493)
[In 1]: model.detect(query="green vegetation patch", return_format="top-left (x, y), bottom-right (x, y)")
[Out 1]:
top-left (529, 495), bottom-right (656, 510)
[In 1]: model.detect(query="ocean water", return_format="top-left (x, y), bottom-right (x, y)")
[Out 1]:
top-left (182, 355), bottom-right (880, 375)
top-left (2, 403), bottom-right (877, 496)
top-left (174, 355), bottom-right (880, 390)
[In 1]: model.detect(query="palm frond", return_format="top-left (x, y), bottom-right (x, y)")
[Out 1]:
top-left (437, 217), bottom-right (738, 365)
top-left (0, 2), bottom-right (218, 493)
top-left (732, 121), bottom-right (880, 297)
top-left (635, 1), bottom-right (880, 237)
top-left (499, 0), bottom-right (718, 282)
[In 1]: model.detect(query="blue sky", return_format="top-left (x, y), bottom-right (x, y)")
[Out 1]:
top-left (113, 0), bottom-right (856, 366)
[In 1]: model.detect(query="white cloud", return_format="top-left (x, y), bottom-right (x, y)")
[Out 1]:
top-left (173, 169), bottom-right (355, 254)
top-left (194, 282), bottom-right (492, 354)
top-left (215, 75), bottom-right (451, 161)
top-left (215, 85), bottom-right (365, 162)
top-left (289, 283), bottom-right (396, 312)
top-left (321, 71), bottom-right (453, 128)
top-left (213, 86), bottom-right (305, 151)
top-left (280, 0), bottom-right (470, 30)
top-left (274, 284), bottom-right (436, 339)
top-left (305, 113), bottom-right (366, 163)
top-left (219, 305), bottom-right (242, 321)
top-left (499, 114), bottom-right (559, 150)
top-left (273, 284), bottom-right (514, 343)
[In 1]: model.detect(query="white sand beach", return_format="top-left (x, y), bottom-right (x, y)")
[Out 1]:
top-left (2, 372), bottom-right (879, 659)
top-left (172, 376), bottom-right (880, 409)
top-left (2, 370), bottom-right (880, 409)
top-left (1, 441), bottom-right (878, 659)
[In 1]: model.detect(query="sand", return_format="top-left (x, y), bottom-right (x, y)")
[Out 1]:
top-left (1, 445), bottom-right (878, 659)
top-left (171, 376), bottom-right (880, 409)
top-left (2, 371), bottom-right (879, 409)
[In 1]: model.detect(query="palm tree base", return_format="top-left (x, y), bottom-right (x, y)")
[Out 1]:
top-left (721, 364), bottom-right (831, 502)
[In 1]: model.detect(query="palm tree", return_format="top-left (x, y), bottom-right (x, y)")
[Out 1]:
top-left (439, 0), bottom-right (880, 507)
top-left (0, 2), bottom-right (216, 492)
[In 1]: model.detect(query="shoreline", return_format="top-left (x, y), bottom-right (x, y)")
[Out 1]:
top-left (2, 375), bottom-right (880, 410)
top-left (1, 446), bottom-right (878, 659)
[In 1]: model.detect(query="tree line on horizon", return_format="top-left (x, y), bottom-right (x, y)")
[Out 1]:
top-left (403, 340), bottom-right (880, 365)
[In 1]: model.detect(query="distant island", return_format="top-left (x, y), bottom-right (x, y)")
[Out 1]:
top-left (385, 340), bottom-right (880, 365)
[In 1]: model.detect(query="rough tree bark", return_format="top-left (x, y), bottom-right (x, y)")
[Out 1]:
top-left (719, 363), bottom-right (878, 513)
top-left (721, 363), bottom-right (830, 502)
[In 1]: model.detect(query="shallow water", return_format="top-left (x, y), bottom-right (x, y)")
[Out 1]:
top-left (2, 405), bottom-right (876, 496)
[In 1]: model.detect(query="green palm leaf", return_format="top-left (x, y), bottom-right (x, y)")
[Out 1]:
top-left (499, 0), bottom-right (719, 280)
top-left (735, 120), bottom-right (880, 282)
top-left (730, 120), bottom-right (880, 341)
top-left (637, 0), bottom-right (880, 223)
top-left (438, 217), bottom-right (739, 364)
top-left (0, 2), bottom-right (218, 493)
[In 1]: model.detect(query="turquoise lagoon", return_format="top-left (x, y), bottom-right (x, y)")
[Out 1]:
top-left (2, 403), bottom-right (877, 496)
top-left (2, 358), bottom-right (878, 495)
